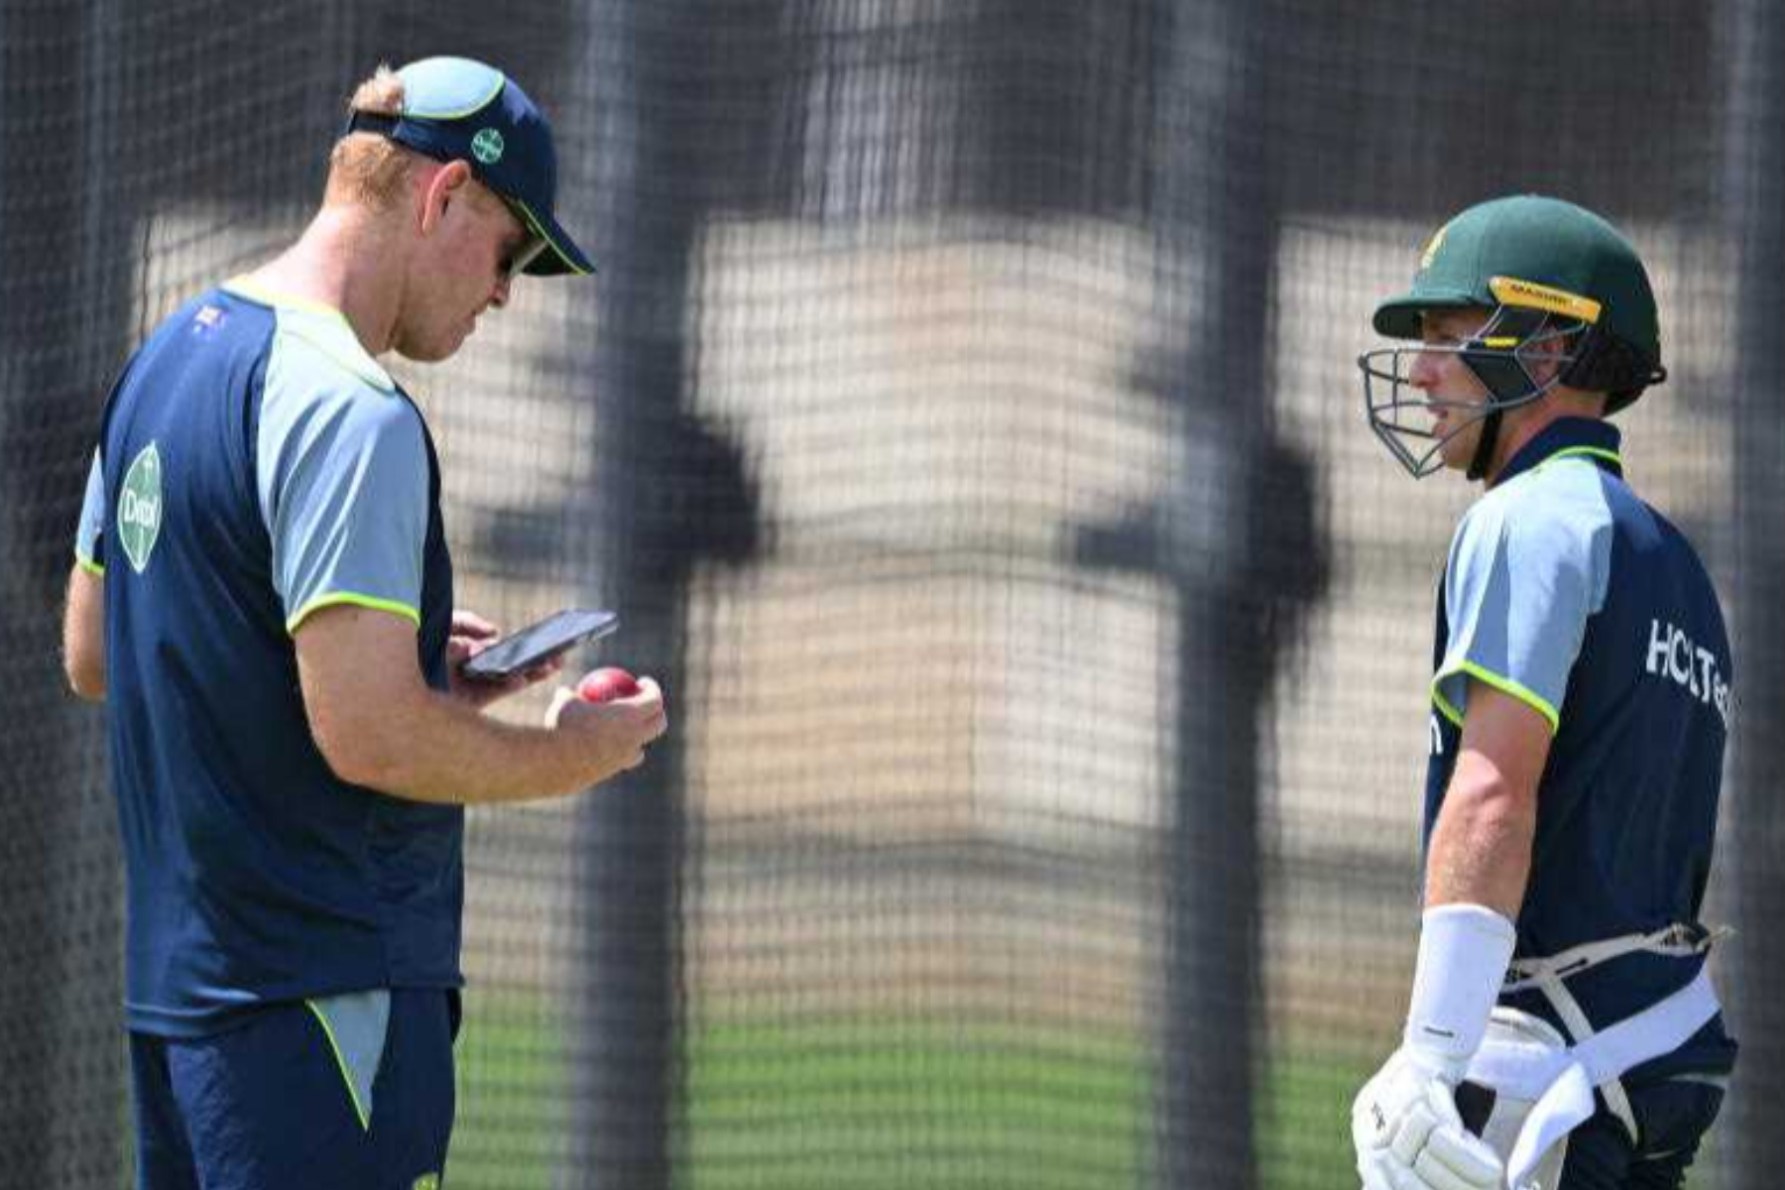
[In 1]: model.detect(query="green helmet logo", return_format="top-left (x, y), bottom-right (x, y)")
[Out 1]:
top-left (471, 128), bottom-right (504, 165)
top-left (118, 442), bottom-right (164, 574)
top-left (1418, 220), bottom-right (1451, 271)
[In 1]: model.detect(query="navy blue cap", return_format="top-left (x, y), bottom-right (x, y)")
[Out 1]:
top-left (345, 57), bottom-right (592, 277)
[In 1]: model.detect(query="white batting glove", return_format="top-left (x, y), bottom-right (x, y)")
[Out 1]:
top-left (1352, 1048), bottom-right (1503, 1190)
top-left (1353, 904), bottom-right (1519, 1190)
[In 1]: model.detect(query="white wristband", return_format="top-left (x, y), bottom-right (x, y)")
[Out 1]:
top-left (1403, 903), bottom-right (1517, 1081)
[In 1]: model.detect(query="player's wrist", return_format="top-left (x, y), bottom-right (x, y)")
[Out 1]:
top-left (1402, 903), bottom-right (1516, 1083)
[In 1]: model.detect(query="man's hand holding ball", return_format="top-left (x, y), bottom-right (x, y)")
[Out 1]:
top-left (545, 666), bottom-right (667, 780)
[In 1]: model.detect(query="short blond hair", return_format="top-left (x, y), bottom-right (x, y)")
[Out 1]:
top-left (326, 65), bottom-right (417, 210)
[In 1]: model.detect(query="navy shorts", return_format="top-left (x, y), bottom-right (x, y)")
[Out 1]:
top-left (1559, 1078), bottom-right (1726, 1190)
top-left (129, 988), bottom-right (458, 1190)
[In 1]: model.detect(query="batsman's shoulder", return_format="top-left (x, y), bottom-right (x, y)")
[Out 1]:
top-left (1452, 470), bottom-right (1607, 587)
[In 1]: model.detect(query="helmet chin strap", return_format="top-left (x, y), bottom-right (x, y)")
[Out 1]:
top-left (1459, 308), bottom-right (1566, 484)
top-left (1466, 407), bottom-right (1503, 483)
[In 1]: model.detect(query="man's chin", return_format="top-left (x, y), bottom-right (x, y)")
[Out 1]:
top-left (1436, 433), bottom-right (1475, 473)
top-left (392, 335), bottom-right (462, 365)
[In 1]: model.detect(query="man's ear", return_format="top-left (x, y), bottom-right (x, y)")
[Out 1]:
top-left (417, 160), bottom-right (473, 237)
top-left (1520, 322), bottom-right (1574, 387)
top-left (1526, 352), bottom-right (1563, 387)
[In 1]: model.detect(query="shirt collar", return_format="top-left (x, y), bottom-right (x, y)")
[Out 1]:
top-left (1492, 417), bottom-right (1623, 487)
top-left (221, 277), bottom-right (395, 393)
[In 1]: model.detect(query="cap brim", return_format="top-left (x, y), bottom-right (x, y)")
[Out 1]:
top-left (1371, 288), bottom-right (1483, 339)
top-left (508, 197), bottom-right (595, 278)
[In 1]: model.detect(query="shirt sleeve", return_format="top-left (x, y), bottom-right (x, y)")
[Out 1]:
top-left (1432, 492), bottom-right (1605, 734)
top-left (74, 448), bottom-right (106, 574)
top-left (257, 385), bottom-right (429, 634)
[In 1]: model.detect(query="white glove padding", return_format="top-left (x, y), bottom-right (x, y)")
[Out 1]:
top-left (1353, 1049), bottom-right (1505, 1190)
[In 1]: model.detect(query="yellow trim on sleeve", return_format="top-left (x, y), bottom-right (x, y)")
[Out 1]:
top-left (74, 549), bottom-right (105, 577)
top-left (1432, 685), bottom-right (1464, 729)
top-left (1431, 661), bottom-right (1561, 736)
top-left (287, 592), bottom-right (422, 635)
top-left (304, 1001), bottom-right (371, 1132)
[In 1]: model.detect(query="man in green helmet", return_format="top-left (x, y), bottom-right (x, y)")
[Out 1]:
top-left (1350, 195), bottom-right (1735, 1190)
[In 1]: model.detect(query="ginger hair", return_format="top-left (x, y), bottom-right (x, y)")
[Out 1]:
top-left (326, 65), bottom-right (419, 210)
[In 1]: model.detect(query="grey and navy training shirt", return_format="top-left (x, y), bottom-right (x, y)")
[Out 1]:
top-left (1424, 416), bottom-right (1735, 1082)
top-left (76, 279), bottom-right (462, 1038)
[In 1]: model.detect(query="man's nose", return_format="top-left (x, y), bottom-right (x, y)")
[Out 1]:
top-left (490, 275), bottom-right (512, 310)
top-left (1408, 348), bottom-right (1441, 389)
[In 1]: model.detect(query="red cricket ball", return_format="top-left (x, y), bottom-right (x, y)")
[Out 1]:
top-left (577, 666), bottom-right (641, 703)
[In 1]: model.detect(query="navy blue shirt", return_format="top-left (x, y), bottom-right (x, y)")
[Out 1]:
top-left (1425, 417), bottom-right (1735, 1081)
top-left (76, 280), bottom-right (463, 1037)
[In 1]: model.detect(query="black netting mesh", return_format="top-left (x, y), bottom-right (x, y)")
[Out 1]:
top-left (3, 2), bottom-right (1780, 1188)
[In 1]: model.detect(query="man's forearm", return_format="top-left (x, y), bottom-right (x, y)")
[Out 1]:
top-left (331, 686), bottom-right (611, 805)
top-left (295, 604), bottom-right (657, 805)
top-left (63, 564), bottom-right (107, 700)
top-left (1424, 750), bottom-right (1535, 917)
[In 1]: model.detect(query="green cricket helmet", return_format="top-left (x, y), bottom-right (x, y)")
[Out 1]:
top-left (1358, 195), bottom-right (1667, 479)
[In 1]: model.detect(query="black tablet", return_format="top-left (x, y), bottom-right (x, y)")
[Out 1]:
top-left (460, 608), bottom-right (619, 681)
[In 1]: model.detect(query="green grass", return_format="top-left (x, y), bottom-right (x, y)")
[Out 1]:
top-left (683, 1019), bottom-right (1150, 1190)
top-left (1257, 1048), bottom-right (1376, 1190)
top-left (449, 1000), bottom-right (572, 1189)
top-left (451, 1003), bottom-right (1371, 1190)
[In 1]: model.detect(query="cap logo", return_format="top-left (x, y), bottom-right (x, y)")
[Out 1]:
top-left (471, 128), bottom-right (505, 165)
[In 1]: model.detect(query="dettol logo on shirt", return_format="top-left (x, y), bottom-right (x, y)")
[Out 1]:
top-left (118, 442), bottom-right (164, 574)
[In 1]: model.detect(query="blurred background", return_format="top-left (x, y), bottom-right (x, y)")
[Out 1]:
top-left (3, 2), bottom-right (1782, 1187)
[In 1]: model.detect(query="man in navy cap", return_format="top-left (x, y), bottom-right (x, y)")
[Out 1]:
top-left (61, 58), bottom-right (662, 1190)
top-left (1350, 195), bottom-right (1735, 1190)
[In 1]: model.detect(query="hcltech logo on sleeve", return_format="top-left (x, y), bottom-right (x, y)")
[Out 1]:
top-left (118, 441), bottom-right (164, 574)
